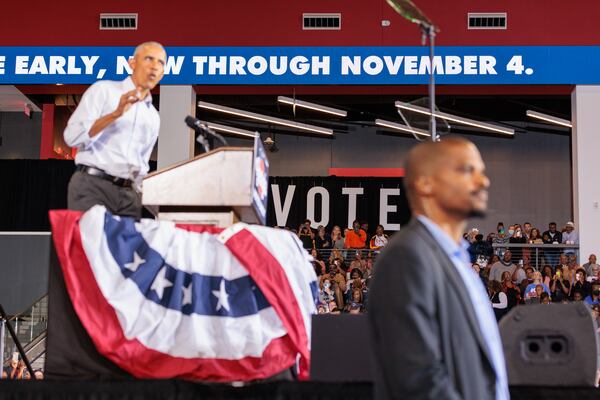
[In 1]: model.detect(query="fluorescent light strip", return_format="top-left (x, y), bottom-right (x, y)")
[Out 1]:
top-left (199, 121), bottom-right (257, 138)
top-left (526, 110), bottom-right (572, 128)
top-left (375, 119), bottom-right (431, 137)
top-left (395, 101), bottom-right (515, 136)
top-left (277, 96), bottom-right (347, 117)
top-left (198, 101), bottom-right (333, 135)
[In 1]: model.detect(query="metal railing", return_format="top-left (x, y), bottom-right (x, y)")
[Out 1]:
top-left (310, 248), bottom-right (381, 263)
top-left (490, 243), bottom-right (579, 269)
top-left (1, 295), bottom-right (48, 367)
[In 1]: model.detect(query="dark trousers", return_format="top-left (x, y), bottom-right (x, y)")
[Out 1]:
top-left (67, 171), bottom-right (142, 219)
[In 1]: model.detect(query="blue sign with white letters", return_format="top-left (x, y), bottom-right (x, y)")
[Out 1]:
top-left (0, 46), bottom-right (597, 84)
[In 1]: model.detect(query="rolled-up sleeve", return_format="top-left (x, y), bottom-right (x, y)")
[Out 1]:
top-left (63, 83), bottom-right (107, 148)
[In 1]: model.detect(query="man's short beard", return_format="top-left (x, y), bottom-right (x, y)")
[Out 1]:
top-left (468, 208), bottom-right (487, 219)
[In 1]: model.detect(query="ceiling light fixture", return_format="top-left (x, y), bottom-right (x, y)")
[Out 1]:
top-left (375, 119), bottom-right (431, 137)
top-left (395, 101), bottom-right (515, 136)
top-left (198, 101), bottom-right (333, 136)
top-left (198, 121), bottom-right (257, 138)
top-left (526, 110), bottom-right (572, 128)
top-left (277, 96), bottom-right (347, 117)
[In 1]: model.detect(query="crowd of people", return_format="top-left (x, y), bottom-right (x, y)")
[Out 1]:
top-left (288, 219), bottom-right (387, 314)
top-left (297, 218), bottom-right (599, 325)
top-left (1, 354), bottom-right (43, 380)
top-left (464, 221), bottom-right (599, 320)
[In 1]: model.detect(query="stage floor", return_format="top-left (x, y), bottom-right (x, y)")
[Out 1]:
top-left (0, 380), bottom-right (597, 400)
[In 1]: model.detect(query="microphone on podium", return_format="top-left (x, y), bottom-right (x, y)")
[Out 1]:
top-left (184, 116), bottom-right (229, 152)
top-left (184, 116), bottom-right (209, 132)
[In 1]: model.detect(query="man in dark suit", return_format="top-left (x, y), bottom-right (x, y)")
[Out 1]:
top-left (368, 137), bottom-right (509, 400)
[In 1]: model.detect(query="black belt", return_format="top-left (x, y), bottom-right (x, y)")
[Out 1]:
top-left (76, 165), bottom-right (133, 188)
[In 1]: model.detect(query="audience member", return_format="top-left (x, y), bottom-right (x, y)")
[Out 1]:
top-left (511, 259), bottom-right (527, 285)
top-left (572, 289), bottom-right (584, 302)
top-left (556, 253), bottom-right (569, 275)
top-left (519, 266), bottom-right (535, 296)
top-left (330, 225), bottom-right (345, 250)
top-left (583, 282), bottom-right (600, 306)
top-left (493, 222), bottom-right (511, 256)
top-left (345, 288), bottom-right (365, 314)
top-left (524, 271), bottom-right (551, 301)
top-left (523, 222), bottom-right (532, 240)
top-left (509, 224), bottom-right (527, 263)
top-left (489, 280), bottom-right (508, 321)
top-left (298, 224), bottom-right (314, 249)
top-left (528, 227), bottom-right (544, 265)
top-left (582, 254), bottom-right (600, 281)
top-left (571, 268), bottom-right (592, 299)
top-left (345, 220), bottom-right (367, 249)
top-left (541, 265), bottom-right (553, 288)
top-left (567, 253), bottom-right (579, 271)
top-left (3, 357), bottom-right (28, 380)
top-left (319, 264), bottom-right (347, 309)
top-left (468, 233), bottom-right (493, 263)
top-left (348, 251), bottom-right (368, 277)
top-left (472, 262), bottom-right (488, 288)
top-left (543, 222), bottom-right (562, 267)
top-left (314, 225), bottom-right (331, 249)
top-left (540, 292), bottom-right (551, 304)
top-left (369, 225), bottom-right (389, 250)
top-left (361, 221), bottom-right (370, 238)
top-left (550, 267), bottom-right (571, 303)
top-left (489, 250), bottom-right (516, 282)
top-left (561, 221), bottom-right (579, 255)
top-left (311, 248), bottom-right (326, 275)
top-left (501, 271), bottom-right (520, 310)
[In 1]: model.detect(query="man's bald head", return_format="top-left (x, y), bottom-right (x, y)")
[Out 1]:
top-left (405, 137), bottom-right (473, 197)
top-left (404, 136), bottom-right (489, 219)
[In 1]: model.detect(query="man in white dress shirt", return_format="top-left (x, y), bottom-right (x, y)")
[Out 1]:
top-left (64, 42), bottom-right (166, 218)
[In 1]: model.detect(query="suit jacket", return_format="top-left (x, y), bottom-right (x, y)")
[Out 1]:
top-left (367, 219), bottom-right (497, 400)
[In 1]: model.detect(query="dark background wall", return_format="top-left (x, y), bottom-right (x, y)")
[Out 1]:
top-left (227, 127), bottom-right (572, 235)
top-left (0, 112), bottom-right (42, 159)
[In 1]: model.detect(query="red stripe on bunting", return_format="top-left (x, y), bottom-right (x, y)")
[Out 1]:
top-left (223, 228), bottom-right (311, 380)
top-left (49, 209), bottom-right (297, 381)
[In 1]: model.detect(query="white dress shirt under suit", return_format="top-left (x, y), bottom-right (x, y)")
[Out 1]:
top-left (418, 215), bottom-right (510, 400)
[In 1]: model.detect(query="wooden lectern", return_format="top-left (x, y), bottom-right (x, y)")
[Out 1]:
top-left (142, 140), bottom-right (269, 227)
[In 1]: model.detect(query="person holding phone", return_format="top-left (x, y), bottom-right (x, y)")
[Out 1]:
top-left (550, 268), bottom-right (571, 302)
top-left (64, 42), bottom-right (166, 218)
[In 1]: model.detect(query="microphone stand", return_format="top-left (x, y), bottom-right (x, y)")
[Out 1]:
top-left (420, 22), bottom-right (438, 142)
top-left (195, 125), bottom-right (229, 153)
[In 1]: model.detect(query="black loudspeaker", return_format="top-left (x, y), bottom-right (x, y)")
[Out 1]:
top-left (499, 303), bottom-right (600, 387)
top-left (310, 314), bottom-right (374, 382)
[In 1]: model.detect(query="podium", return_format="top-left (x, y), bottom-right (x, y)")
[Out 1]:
top-left (143, 140), bottom-right (269, 227)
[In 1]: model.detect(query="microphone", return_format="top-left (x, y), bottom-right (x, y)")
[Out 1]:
top-left (184, 115), bottom-right (208, 132)
top-left (184, 116), bottom-right (229, 150)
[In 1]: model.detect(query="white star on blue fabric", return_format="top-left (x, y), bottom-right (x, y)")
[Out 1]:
top-left (151, 267), bottom-right (173, 299)
top-left (182, 282), bottom-right (193, 306)
top-left (124, 251), bottom-right (145, 272)
top-left (212, 279), bottom-right (231, 312)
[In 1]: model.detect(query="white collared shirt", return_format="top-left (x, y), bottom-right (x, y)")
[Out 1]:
top-left (64, 76), bottom-right (160, 183)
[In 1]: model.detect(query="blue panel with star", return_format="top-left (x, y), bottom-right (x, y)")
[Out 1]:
top-left (103, 214), bottom-right (271, 318)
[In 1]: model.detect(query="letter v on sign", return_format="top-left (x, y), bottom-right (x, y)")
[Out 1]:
top-left (271, 184), bottom-right (296, 227)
